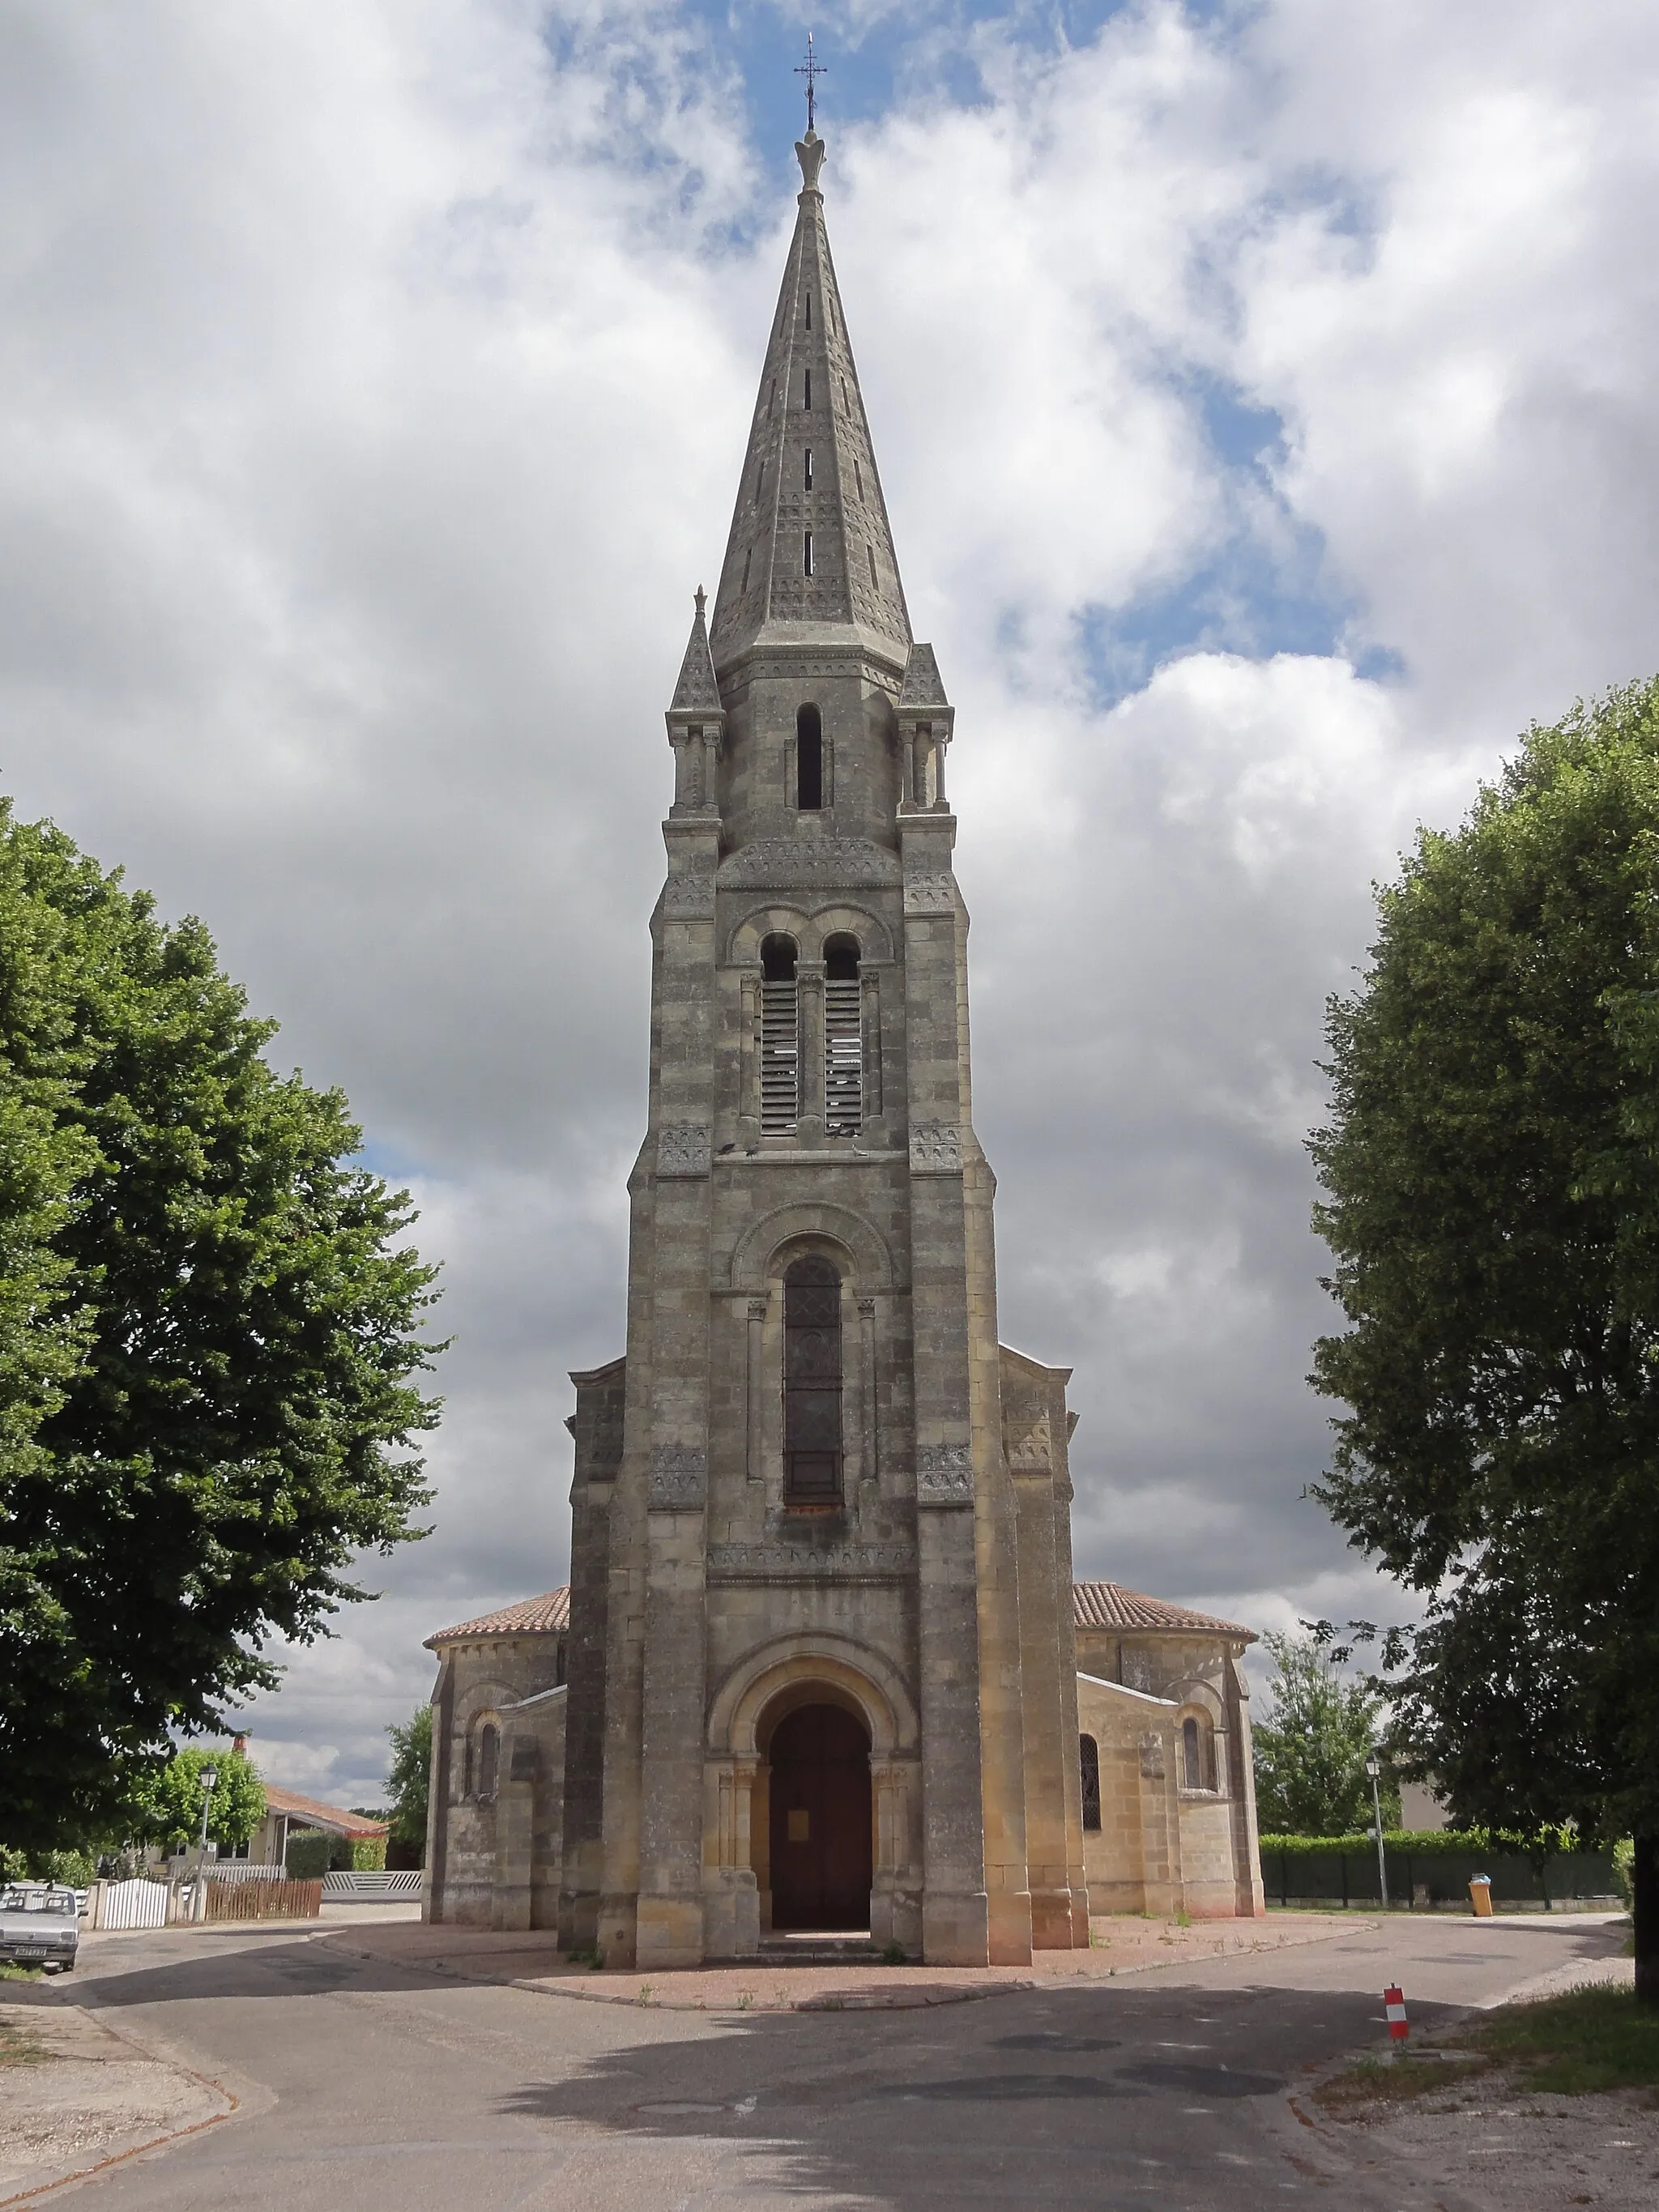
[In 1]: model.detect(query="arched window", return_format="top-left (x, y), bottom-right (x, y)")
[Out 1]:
top-left (760, 934), bottom-right (800, 1133)
top-left (476, 1722), bottom-right (500, 1801)
top-left (795, 704), bottom-right (823, 811)
top-left (823, 935), bottom-right (862, 1135)
top-left (783, 1255), bottom-right (842, 1504)
top-left (1181, 1715), bottom-right (1212, 1791)
top-left (1079, 1734), bottom-right (1102, 1832)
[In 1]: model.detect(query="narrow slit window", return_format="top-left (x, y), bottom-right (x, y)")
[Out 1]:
top-left (867, 543), bottom-right (877, 588)
top-left (783, 1255), bottom-right (842, 1504)
top-left (804, 449), bottom-right (812, 492)
top-left (1182, 1715), bottom-right (1207, 1790)
top-left (804, 291), bottom-right (812, 328)
top-left (840, 376), bottom-right (848, 411)
top-left (760, 935), bottom-right (800, 1133)
top-left (754, 462), bottom-right (765, 504)
top-left (803, 531), bottom-right (814, 578)
top-left (477, 1722), bottom-right (500, 1801)
top-left (795, 703), bottom-right (823, 810)
top-left (1080, 1736), bottom-right (1102, 1831)
top-left (823, 936), bottom-right (862, 1134)
top-left (853, 457), bottom-right (863, 501)
top-left (768, 379), bottom-right (776, 416)
top-left (740, 546), bottom-right (752, 592)
top-left (829, 296), bottom-right (837, 335)
top-left (804, 368), bottom-right (812, 410)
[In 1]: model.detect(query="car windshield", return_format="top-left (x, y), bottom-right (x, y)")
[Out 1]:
top-left (1, 1887), bottom-right (75, 1914)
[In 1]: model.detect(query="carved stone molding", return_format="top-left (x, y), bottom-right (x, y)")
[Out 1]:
top-left (1004, 1409), bottom-right (1053, 1472)
top-left (718, 838), bottom-right (902, 891)
top-left (746, 1297), bottom-right (769, 1322)
top-left (649, 1444), bottom-right (707, 1510)
top-left (1138, 1732), bottom-right (1166, 1780)
top-left (707, 1542), bottom-right (916, 1577)
top-left (902, 873), bottom-right (956, 914)
top-left (657, 1123), bottom-right (711, 1178)
top-left (915, 1443), bottom-right (974, 1506)
top-left (661, 869), bottom-right (717, 919)
top-left (909, 1122), bottom-right (962, 1174)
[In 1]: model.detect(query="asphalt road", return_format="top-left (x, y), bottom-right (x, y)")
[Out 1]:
top-left (46, 1912), bottom-right (1627, 2210)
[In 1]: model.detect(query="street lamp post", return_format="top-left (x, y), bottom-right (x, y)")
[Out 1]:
top-left (193, 1764), bottom-right (218, 1924)
top-left (1365, 1751), bottom-right (1388, 1910)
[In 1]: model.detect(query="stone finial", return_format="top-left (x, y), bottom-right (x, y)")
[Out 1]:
top-left (795, 131), bottom-right (826, 195)
top-left (667, 589), bottom-right (723, 717)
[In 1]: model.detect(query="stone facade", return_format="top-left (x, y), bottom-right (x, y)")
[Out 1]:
top-left (421, 128), bottom-right (1265, 1961)
top-left (425, 1582), bottom-right (1265, 1933)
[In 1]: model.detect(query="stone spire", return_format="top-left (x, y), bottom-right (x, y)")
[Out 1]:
top-left (708, 132), bottom-right (912, 675)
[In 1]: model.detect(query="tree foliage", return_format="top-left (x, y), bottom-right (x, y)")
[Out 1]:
top-left (0, 803), bottom-right (442, 1850)
top-left (1309, 677), bottom-right (1659, 1985)
top-left (385, 1705), bottom-right (432, 1854)
top-left (127, 1745), bottom-right (268, 1856)
top-left (1251, 1630), bottom-right (1397, 1836)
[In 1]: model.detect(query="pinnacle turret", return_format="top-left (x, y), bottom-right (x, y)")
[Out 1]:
top-left (708, 132), bottom-right (911, 675)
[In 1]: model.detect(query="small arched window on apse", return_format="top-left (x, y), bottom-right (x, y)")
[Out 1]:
top-left (783, 1254), bottom-right (842, 1505)
top-left (1180, 1714), bottom-right (1213, 1792)
top-left (475, 1720), bottom-right (501, 1801)
top-left (795, 704), bottom-right (824, 810)
top-left (760, 935), bottom-right (800, 1134)
top-left (1079, 1734), bottom-right (1102, 1832)
top-left (823, 935), bottom-right (863, 1136)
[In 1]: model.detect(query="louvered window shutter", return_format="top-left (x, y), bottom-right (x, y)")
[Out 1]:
top-left (823, 980), bottom-right (863, 1135)
top-left (761, 981), bottom-right (800, 1132)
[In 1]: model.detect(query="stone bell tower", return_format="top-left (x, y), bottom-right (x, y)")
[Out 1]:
top-left (557, 127), bottom-right (1090, 1971)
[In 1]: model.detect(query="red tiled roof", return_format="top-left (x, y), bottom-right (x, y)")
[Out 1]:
top-left (425, 1588), bottom-right (571, 1647)
top-left (1073, 1581), bottom-right (1255, 1642)
top-left (262, 1785), bottom-right (386, 1839)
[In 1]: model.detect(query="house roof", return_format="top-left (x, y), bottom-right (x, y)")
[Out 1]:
top-left (424, 1581), bottom-right (1250, 1649)
top-left (425, 1588), bottom-right (572, 1647)
top-left (1073, 1581), bottom-right (1256, 1642)
top-left (262, 1785), bottom-right (387, 1840)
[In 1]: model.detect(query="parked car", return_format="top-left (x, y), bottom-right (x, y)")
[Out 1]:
top-left (0, 1883), bottom-right (79, 1972)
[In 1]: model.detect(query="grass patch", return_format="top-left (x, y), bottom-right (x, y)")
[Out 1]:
top-left (0, 1963), bottom-right (43, 1984)
top-left (1316, 2051), bottom-right (1487, 2111)
top-left (1473, 1984), bottom-right (1659, 2096)
top-left (0, 2019), bottom-right (51, 2067)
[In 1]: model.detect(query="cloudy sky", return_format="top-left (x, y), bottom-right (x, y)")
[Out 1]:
top-left (5, 0), bottom-right (1657, 1807)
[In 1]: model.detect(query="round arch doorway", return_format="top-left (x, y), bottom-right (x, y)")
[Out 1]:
top-left (766, 1703), bottom-right (873, 1931)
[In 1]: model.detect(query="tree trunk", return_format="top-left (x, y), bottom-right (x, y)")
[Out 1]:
top-left (1635, 1835), bottom-right (1658, 2008)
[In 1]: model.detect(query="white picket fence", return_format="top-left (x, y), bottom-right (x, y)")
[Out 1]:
top-left (205, 1861), bottom-right (287, 1883)
top-left (320, 1869), bottom-right (424, 1899)
top-left (94, 1877), bottom-right (170, 1930)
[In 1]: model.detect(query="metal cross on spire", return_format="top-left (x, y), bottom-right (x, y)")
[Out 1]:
top-left (795, 30), bottom-right (825, 134)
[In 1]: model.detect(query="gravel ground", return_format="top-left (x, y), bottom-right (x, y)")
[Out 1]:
top-left (0, 1997), bottom-right (232, 2204)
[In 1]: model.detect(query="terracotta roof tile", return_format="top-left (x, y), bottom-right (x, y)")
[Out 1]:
top-left (261, 1784), bottom-right (386, 1839)
top-left (1073, 1581), bottom-right (1255, 1642)
top-left (426, 1588), bottom-right (571, 1647)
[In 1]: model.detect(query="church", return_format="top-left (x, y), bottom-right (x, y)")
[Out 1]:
top-left (422, 126), bottom-right (1265, 1967)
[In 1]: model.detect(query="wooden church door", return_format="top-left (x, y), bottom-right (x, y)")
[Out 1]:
top-left (767, 1704), bottom-right (873, 1931)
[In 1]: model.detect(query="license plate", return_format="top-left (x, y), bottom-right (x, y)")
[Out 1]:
top-left (11, 1946), bottom-right (48, 1958)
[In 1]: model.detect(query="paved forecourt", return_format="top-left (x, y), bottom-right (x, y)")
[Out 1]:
top-left (12, 1909), bottom-right (1627, 2212)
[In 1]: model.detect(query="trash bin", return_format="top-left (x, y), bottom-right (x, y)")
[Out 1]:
top-left (1469, 1874), bottom-right (1493, 1917)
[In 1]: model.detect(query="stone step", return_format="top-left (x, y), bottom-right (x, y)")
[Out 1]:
top-left (750, 1932), bottom-right (883, 1965)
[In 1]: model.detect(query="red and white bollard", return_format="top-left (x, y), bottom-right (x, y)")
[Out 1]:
top-left (1384, 1984), bottom-right (1410, 2045)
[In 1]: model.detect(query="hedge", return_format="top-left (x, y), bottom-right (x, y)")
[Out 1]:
top-left (1259, 1831), bottom-right (1619, 1907)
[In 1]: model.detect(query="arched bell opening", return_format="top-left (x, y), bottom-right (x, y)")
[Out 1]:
top-left (758, 1694), bottom-right (873, 1933)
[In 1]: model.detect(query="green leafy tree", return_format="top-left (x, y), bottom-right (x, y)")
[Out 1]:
top-left (1310, 676), bottom-right (1659, 2002)
top-left (385, 1705), bottom-right (432, 1857)
top-left (1252, 1630), bottom-right (1397, 1836)
top-left (0, 803), bottom-right (443, 1851)
top-left (128, 1746), bottom-right (267, 1856)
